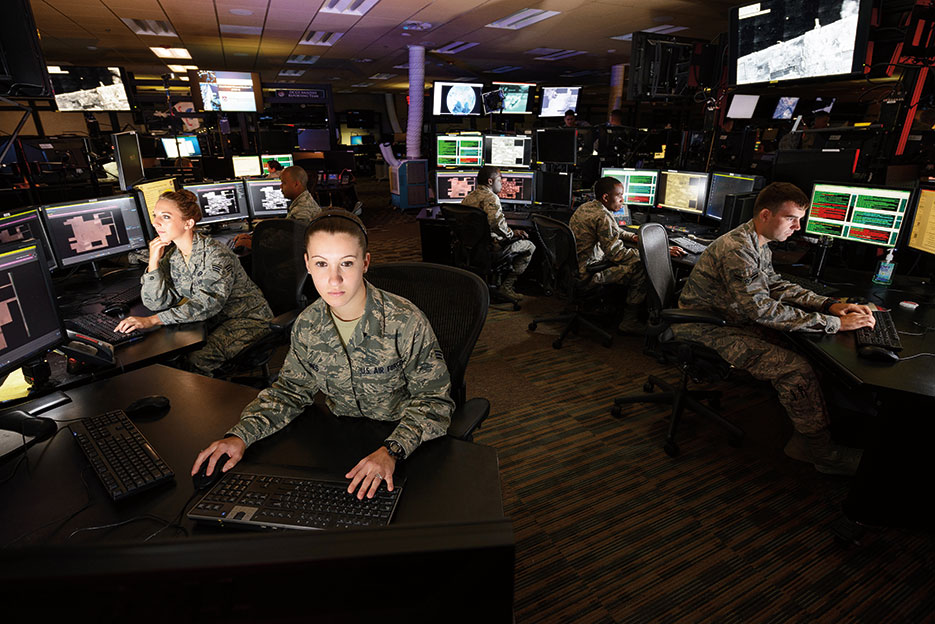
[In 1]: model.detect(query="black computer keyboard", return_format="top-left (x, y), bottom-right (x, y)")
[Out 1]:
top-left (188, 470), bottom-right (404, 531)
top-left (670, 236), bottom-right (708, 255)
top-left (855, 310), bottom-right (903, 352)
top-left (66, 312), bottom-right (144, 346)
top-left (502, 210), bottom-right (531, 221)
top-left (779, 274), bottom-right (839, 296)
top-left (104, 285), bottom-right (142, 307)
top-left (71, 409), bottom-right (175, 501)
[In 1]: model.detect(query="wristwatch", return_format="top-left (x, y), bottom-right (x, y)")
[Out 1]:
top-left (382, 440), bottom-right (406, 461)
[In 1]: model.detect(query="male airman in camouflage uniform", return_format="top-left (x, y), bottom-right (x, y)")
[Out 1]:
top-left (461, 165), bottom-right (535, 299)
top-left (226, 283), bottom-right (454, 456)
top-left (673, 182), bottom-right (875, 475)
top-left (141, 232), bottom-right (273, 375)
top-left (281, 165), bottom-right (322, 223)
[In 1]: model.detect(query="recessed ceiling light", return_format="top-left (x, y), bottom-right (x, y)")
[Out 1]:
top-left (369, 73), bottom-right (397, 80)
top-left (220, 24), bottom-right (263, 36)
top-left (402, 21), bottom-right (432, 31)
top-left (321, 0), bottom-right (380, 17)
top-left (150, 46), bottom-right (191, 59)
top-left (121, 18), bottom-right (177, 37)
top-left (287, 55), bottom-right (320, 64)
top-left (432, 41), bottom-right (479, 54)
top-left (87, 45), bottom-right (98, 50)
top-left (167, 64), bottom-right (198, 72)
top-left (301, 30), bottom-right (344, 46)
top-left (229, 8), bottom-right (253, 16)
top-left (351, 82), bottom-right (374, 87)
top-left (279, 69), bottom-right (305, 77)
top-left (487, 8), bottom-right (560, 30)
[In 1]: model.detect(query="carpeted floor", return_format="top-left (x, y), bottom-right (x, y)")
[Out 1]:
top-left (346, 178), bottom-right (935, 623)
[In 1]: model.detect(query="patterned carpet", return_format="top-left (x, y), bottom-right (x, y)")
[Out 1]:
top-left (354, 179), bottom-right (935, 623)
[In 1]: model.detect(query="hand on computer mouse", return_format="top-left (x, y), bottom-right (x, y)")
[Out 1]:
top-left (191, 436), bottom-right (245, 477)
top-left (346, 447), bottom-right (396, 500)
top-left (669, 245), bottom-right (686, 258)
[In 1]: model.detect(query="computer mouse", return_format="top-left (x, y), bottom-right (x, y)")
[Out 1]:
top-left (193, 453), bottom-right (231, 490)
top-left (102, 303), bottom-right (130, 317)
top-left (125, 395), bottom-right (171, 420)
top-left (857, 345), bottom-right (899, 363)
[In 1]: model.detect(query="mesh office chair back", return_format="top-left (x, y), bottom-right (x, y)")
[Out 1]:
top-left (438, 204), bottom-right (496, 275)
top-left (251, 218), bottom-right (308, 316)
top-left (365, 262), bottom-right (489, 407)
top-left (638, 223), bottom-right (678, 321)
top-left (530, 215), bottom-right (578, 297)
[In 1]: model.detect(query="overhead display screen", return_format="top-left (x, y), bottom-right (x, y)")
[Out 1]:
top-left (190, 70), bottom-right (263, 112)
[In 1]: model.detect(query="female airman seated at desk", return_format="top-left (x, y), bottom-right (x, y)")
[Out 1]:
top-left (114, 189), bottom-right (273, 376)
top-left (192, 210), bottom-right (454, 498)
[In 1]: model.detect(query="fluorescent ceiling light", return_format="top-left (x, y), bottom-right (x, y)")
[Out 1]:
top-left (320, 0), bottom-right (380, 17)
top-left (485, 66), bottom-right (523, 74)
top-left (534, 49), bottom-right (586, 61)
top-left (229, 8), bottom-right (253, 16)
top-left (487, 8), bottom-right (559, 30)
top-left (351, 82), bottom-right (374, 87)
top-left (220, 24), bottom-right (263, 36)
top-left (369, 73), bottom-right (397, 80)
top-left (432, 41), bottom-right (479, 54)
top-left (288, 55), bottom-right (320, 64)
top-left (150, 46), bottom-right (191, 59)
top-left (47, 65), bottom-right (67, 74)
top-left (167, 64), bottom-right (197, 72)
top-left (121, 18), bottom-right (177, 36)
top-left (301, 30), bottom-right (344, 46)
top-left (279, 69), bottom-right (305, 77)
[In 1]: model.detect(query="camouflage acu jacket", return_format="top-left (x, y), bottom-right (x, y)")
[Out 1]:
top-left (227, 283), bottom-right (454, 456)
top-left (286, 189), bottom-right (322, 224)
top-left (462, 184), bottom-right (513, 242)
top-left (141, 232), bottom-right (273, 326)
top-left (678, 219), bottom-right (840, 333)
top-left (568, 200), bottom-right (639, 277)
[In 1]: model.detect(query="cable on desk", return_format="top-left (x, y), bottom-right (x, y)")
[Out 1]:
top-left (66, 513), bottom-right (184, 543)
top-left (144, 491), bottom-right (199, 543)
top-left (4, 464), bottom-right (93, 548)
top-left (897, 352), bottom-right (935, 361)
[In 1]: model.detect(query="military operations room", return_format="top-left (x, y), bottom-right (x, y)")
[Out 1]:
top-left (2, 0), bottom-right (935, 622)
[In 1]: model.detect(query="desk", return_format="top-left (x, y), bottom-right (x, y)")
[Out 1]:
top-left (0, 365), bottom-right (512, 619)
top-left (790, 276), bottom-right (935, 528)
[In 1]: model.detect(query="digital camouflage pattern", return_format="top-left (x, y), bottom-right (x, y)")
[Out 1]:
top-left (461, 184), bottom-right (535, 275)
top-left (141, 232), bottom-right (273, 374)
top-left (673, 219), bottom-right (840, 434)
top-left (286, 189), bottom-right (322, 224)
top-left (227, 284), bottom-right (454, 456)
top-left (569, 199), bottom-right (646, 305)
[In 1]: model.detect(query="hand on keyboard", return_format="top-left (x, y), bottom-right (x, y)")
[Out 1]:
top-left (346, 447), bottom-right (397, 500)
top-left (114, 314), bottom-right (162, 333)
top-left (829, 302), bottom-right (874, 318)
top-left (838, 311), bottom-right (876, 332)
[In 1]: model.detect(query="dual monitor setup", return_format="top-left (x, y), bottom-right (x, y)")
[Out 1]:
top-left (436, 130), bottom-right (577, 169)
top-left (436, 170), bottom-right (574, 207)
top-left (432, 82), bottom-right (580, 117)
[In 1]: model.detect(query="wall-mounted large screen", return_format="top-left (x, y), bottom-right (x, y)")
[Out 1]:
top-left (539, 87), bottom-right (580, 117)
top-left (189, 70), bottom-right (263, 112)
top-left (491, 82), bottom-right (535, 114)
top-left (730, 0), bottom-right (872, 86)
top-left (432, 82), bottom-right (483, 116)
top-left (47, 66), bottom-right (132, 111)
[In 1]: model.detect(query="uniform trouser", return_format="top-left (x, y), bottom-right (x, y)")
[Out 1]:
top-left (593, 256), bottom-right (647, 306)
top-left (185, 317), bottom-right (273, 376)
top-left (502, 239), bottom-right (536, 276)
top-left (671, 323), bottom-right (828, 435)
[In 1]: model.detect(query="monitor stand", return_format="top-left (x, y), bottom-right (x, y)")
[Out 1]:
top-left (809, 236), bottom-right (834, 283)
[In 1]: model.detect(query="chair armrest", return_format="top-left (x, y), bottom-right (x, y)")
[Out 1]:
top-left (660, 308), bottom-right (727, 326)
top-left (447, 397), bottom-right (491, 441)
top-left (270, 309), bottom-right (299, 333)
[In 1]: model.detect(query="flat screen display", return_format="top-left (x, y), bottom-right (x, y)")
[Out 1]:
top-left (436, 135), bottom-right (483, 168)
top-left (134, 177), bottom-right (176, 233)
top-left (492, 82), bottom-right (535, 114)
top-left (656, 171), bottom-right (710, 215)
top-left (727, 94), bottom-right (760, 119)
top-left (805, 182), bottom-right (911, 248)
top-left (40, 195), bottom-right (147, 267)
top-left (773, 96), bottom-right (800, 119)
top-left (161, 136), bottom-right (202, 158)
top-left (705, 172), bottom-right (761, 220)
top-left (432, 82), bottom-right (483, 116)
top-left (908, 188), bottom-right (935, 256)
top-left (731, 0), bottom-right (871, 86)
top-left (483, 136), bottom-right (532, 168)
top-left (539, 87), bottom-right (581, 117)
top-left (0, 208), bottom-right (57, 270)
top-left (534, 171), bottom-right (573, 206)
top-left (261, 154), bottom-right (294, 169)
top-left (182, 181), bottom-right (250, 225)
top-left (232, 155), bottom-right (262, 178)
top-left (112, 131), bottom-right (144, 191)
top-left (498, 171), bottom-right (535, 204)
top-left (47, 66), bottom-right (132, 111)
top-left (600, 168), bottom-right (659, 207)
top-left (535, 129), bottom-right (577, 165)
top-left (297, 128), bottom-right (331, 151)
top-left (190, 70), bottom-right (263, 112)
top-left (436, 171), bottom-right (477, 204)
top-left (244, 179), bottom-right (289, 218)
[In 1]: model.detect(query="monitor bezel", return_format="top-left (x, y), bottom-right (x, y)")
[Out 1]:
top-left (232, 155), bottom-right (263, 178)
top-left (244, 178), bottom-right (289, 218)
top-left (183, 180), bottom-right (251, 226)
top-left (431, 82), bottom-right (484, 117)
top-left (655, 170), bottom-right (711, 216)
top-left (0, 207), bottom-right (58, 271)
top-left (704, 171), bottom-right (761, 221)
top-left (805, 179), bottom-right (916, 249)
top-left (482, 135), bottom-right (533, 169)
top-left (112, 130), bottom-right (145, 191)
top-left (600, 167), bottom-right (660, 208)
top-left (435, 134), bottom-right (484, 169)
top-left (533, 170), bottom-right (574, 207)
top-left (907, 185), bottom-right (935, 256)
top-left (497, 170), bottom-right (536, 205)
top-left (538, 86), bottom-right (581, 118)
top-left (434, 170), bottom-right (478, 204)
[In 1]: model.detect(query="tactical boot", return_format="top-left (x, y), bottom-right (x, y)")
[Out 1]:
top-left (616, 307), bottom-right (644, 335)
top-left (500, 274), bottom-right (522, 300)
top-left (784, 430), bottom-right (863, 476)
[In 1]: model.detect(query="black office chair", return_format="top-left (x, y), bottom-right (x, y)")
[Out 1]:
top-left (610, 223), bottom-right (744, 457)
top-left (527, 215), bottom-right (616, 349)
top-left (365, 262), bottom-right (491, 441)
top-left (439, 204), bottom-right (527, 310)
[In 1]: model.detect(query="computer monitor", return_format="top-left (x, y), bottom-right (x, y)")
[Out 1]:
top-left (483, 135), bottom-right (532, 169)
top-left (490, 82), bottom-right (535, 114)
top-left (40, 195), bottom-right (147, 268)
top-left (161, 136), bottom-right (202, 158)
top-left (729, 0), bottom-right (873, 86)
top-left (244, 179), bottom-right (289, 218)
top-left (772, 149), bottom-right (856, 193)
top-left (805, 182), bottom-right (912, 248)
top-left (0, 208), bottom-right (56, 270)
top-left (436, 135), bottom-right (483, 168)
top-left (182, 181), bottom-right (250, 226)
top-left (705, 172), bottom-right (763, 221)
top-left (189, 70), bottom-right (263, 113)
top-left (350, 135), bottom-right (364, 145)
top-left (539, 87), bottom-right (580, 117)
top-left (773, 96), bottom-right (800, 120)
top-left (47, 65), bottom-right (132, 111)
top-left (535, 129), bottom-right (577, 165)
top-left (534, 171), bottom-right (573, 207)
top-left (600, 168), bottom-right (659, 208)
top-left (498, 171), bottom-right (535, 205)
top-left (432, 82), bottom-right (483, 116)
top-left (435, 171), bottom-right (477, 204)
top-left (133, 177), bottom-right (177, 235)
top-left (297, 128), bottom-right (332, 151)
top-left (726, 94), bottom-right (760, 119)
top-left (111, 131), bottom-right (144, 191)
top-left (655, 170), bottom-right (710, 215)
top-left (261, 154), bottom-right (294, 169)
top-left (232, 155), bottom-right (262, 178)
top-left (908, 188), bottom-right (935, 256)
top-left (0, 241), bottom-right (66, 378)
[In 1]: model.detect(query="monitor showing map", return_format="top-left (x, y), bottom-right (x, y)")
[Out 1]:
top-left (0, 208), bottom-right (57, 270)
top-left (182, 181), bottom-right (250, 225)
top-left (436, 171), bottom-right (477, 204)
top-left (40, 195), bottom-right (147, 267)
top-left (244, 179), bottom-right (289, 217)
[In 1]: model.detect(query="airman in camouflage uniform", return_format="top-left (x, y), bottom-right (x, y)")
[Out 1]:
top-left (227, 282), bottom-right (454, 457)
top-left (461, 166), bottom-right (535, 298)
top-left (671, 182), bottom-right (875, 475)
top-left (280, 165), bottom-right (322, 224)
top-left (142, 232), bottom-right (273, 375)
top-left (286, 189), bottom-right (322, 223)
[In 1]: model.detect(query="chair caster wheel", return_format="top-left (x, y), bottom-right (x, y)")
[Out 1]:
top-left (552, 339), bottom-right (563, 349)
top-left (610, 406), bottom-right (622, 418)
top-left (664, 441), bottom-right (680, 457)
top-left (643, 382), bottom-right (654, 393)
top-left (728, 434), bottom-right (743, 448)
top-left (528, 322), bottom-right (538, 331)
